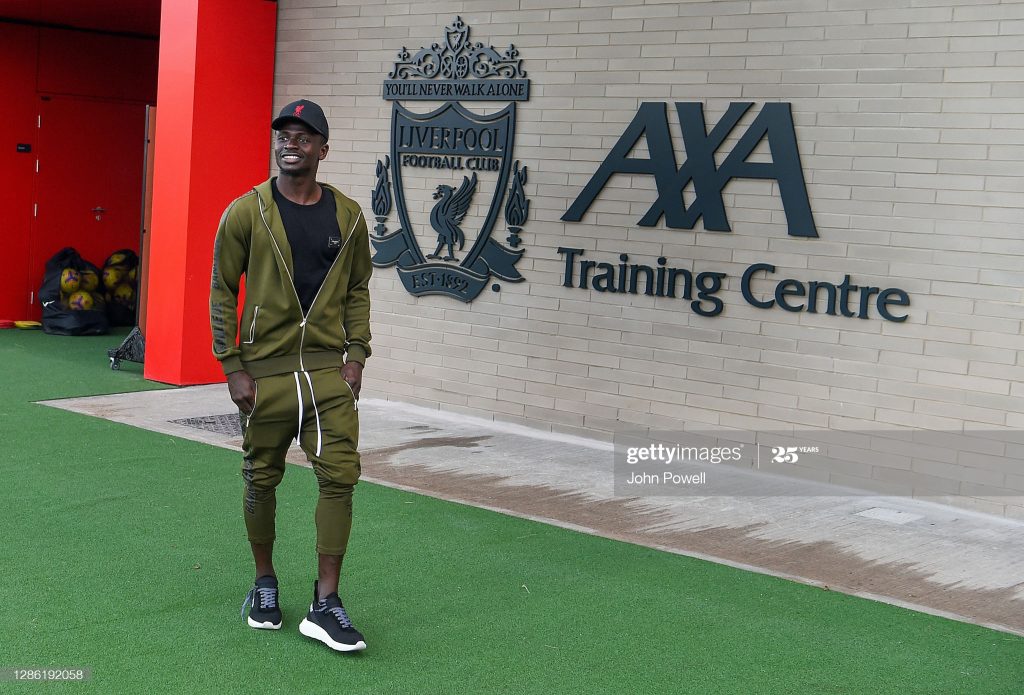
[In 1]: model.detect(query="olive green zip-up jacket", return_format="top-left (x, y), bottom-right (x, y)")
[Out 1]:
top-left (210, 179), bottom-right (372, 378)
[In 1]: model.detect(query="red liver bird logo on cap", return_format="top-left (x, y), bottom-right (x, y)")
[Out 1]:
top-left (293, 104), bottom-right (305, 116)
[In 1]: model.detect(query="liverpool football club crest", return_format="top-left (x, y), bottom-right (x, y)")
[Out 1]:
top-left (372, 17), bottom-right (530, 301)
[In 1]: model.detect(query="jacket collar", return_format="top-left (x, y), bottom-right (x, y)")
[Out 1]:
top-left (251, 178), bottom-right (356, 286)
top-left (255, 177), bottom-right (355, 241)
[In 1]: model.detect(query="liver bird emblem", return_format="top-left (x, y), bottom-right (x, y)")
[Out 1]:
top-left (427, 173), bottom-right (477, 261)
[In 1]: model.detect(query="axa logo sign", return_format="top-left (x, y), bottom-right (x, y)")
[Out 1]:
top-left (371, 17), bottom-right (530, 302)
top-left (562, 101), bottom-right (816, 238)
top-left (556, 100), bottom-right (912, 322)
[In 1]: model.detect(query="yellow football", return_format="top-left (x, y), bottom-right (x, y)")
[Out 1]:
top-left (113, 283), bottom-right (135, 305)
top-left (80, 269), bottom-right (100, 292)
top-left (102, 266), bottom-right (125, 290)
top-left (68, 291), bottom-right (94, 311)
top-left (60, 268), bottom-right (81, 294)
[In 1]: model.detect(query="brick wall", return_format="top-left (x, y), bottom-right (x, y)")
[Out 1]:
top-left (274, 0), bottom-right (1024, 517)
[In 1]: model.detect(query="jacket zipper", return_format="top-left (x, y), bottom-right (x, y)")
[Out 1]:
top-left (257, 192), bottom-right (362, 372)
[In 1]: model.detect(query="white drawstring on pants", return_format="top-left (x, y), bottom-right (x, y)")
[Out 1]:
top-left (292, 372), bottom-right (303, 447)
top-left (292, 371), bottom-right (323, 458)
top-left (303, 371), bottom-right (323, 457)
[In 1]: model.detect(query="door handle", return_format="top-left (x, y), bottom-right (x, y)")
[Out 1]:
top-left (92, 206), bottom-right (106, 221)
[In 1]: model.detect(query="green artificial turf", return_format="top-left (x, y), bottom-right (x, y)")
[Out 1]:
top-left (1, 329), bottom-right (1022, 694)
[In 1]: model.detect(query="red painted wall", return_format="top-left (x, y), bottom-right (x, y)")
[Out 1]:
top-left (143, 0), bottom-right (277, 385)
top-left (0, 22), bottom-right (158, 320)
top-left (38, 28), bottom-right (158, 102)
top-left (0, 23), bottom-right (39, 320)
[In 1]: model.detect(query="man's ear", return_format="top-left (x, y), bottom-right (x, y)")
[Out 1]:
top-left (319, 140), bottom-right (329, 160)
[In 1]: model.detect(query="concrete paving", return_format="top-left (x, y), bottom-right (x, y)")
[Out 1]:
top-left (40, 384), bottom-right (1024, 636)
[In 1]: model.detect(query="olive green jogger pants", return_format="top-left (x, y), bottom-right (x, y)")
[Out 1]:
top-left (240, 367), bottom-right (360, 556)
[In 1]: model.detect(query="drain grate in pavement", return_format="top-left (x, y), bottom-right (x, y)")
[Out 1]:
top-left (855, 507), bottom-right (924, 525)
top-left (170, 413), bottom-right (243, 437)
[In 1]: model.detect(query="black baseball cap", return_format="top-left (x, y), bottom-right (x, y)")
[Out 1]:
top-left (272, 99), bottom-right (329, 141)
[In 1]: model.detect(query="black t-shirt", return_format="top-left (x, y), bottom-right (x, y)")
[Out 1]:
top-left (271, 179), bottom-right (342, 315)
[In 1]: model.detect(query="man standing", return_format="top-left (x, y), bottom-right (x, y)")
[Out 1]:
top-left (209, 99), bottom-right (372, 652)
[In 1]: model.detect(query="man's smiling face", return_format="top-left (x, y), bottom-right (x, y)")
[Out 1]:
top-left (274, 121), bottom-right (328, 175)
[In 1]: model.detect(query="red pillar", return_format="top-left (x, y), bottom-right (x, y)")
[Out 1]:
top-left (144, 0), bottom-right (276, 385)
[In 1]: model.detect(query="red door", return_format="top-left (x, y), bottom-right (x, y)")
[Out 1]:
top-left (28, 95), bottom-right (147, 319)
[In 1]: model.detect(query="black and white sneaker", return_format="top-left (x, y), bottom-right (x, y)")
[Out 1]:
top-left (298, 581), bottom-right (366, 652)
top-left (241, 575), bottom-right (282, 630)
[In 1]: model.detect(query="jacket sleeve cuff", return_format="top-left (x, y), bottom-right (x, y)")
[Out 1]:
top-left (345, 345), bottom-right (368, 366)
top-left (221, 356), bottom-right (244, 375)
